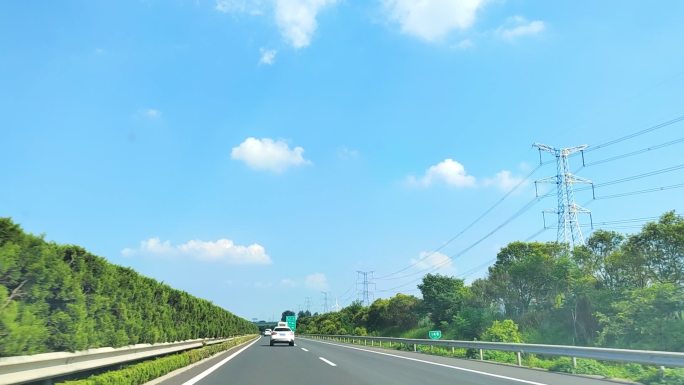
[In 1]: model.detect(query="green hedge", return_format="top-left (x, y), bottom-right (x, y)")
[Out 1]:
top-left (59, 335), bottom-right (256, 385)
top-left (0, 218), bottom-right (258, 356)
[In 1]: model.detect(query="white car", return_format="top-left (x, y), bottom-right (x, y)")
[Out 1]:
top-left (270, 326), bottom-right (295, 346)
top-left (263, 329), bottom-right (272, 336)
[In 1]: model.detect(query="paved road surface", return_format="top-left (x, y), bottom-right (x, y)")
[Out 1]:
top-left (159, 336), bottom-right (619, 385)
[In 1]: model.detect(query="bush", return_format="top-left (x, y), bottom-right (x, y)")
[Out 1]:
top-left (58, 335), bottom-right (255, 385)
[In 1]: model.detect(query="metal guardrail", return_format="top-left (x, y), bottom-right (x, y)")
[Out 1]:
top-left (0, 337), bottom-right (242, 385)
top-left (301, 334), bottom-right (684, 368)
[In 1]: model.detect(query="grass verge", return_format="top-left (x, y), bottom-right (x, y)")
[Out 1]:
top-left (58, 335), bottom-right (257, 385)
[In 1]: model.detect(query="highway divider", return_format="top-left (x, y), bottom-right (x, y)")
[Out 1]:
top-left (0, 335), bottom-right (256, 385)
top-left (300, 334), bottom-right (684, 368)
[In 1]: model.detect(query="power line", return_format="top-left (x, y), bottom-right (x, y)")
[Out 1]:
top-left (593, 183), bottom-right (684, 200)
top-left (375, 164), bottom-right (542, 280)
top-left (584, 115), bottom-right (684, 153)
top-left (575, 163), bottom-right (684, 192)
top-left (377, 195), bottom-right (546, 290)
top-left (583, 137), bottom-right (684, 167)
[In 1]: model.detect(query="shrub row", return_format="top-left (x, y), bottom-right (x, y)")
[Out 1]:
top-left (58, 335), bottom-right (256, 385)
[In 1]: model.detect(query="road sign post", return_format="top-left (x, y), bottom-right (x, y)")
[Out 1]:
top-left (428, 330), bottom-right (441, 340)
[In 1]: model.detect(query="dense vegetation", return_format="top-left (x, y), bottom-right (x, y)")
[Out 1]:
top-left (297, 211), bottom-right (684, 352)
top-left (0, 218), bottom-right (257, 357)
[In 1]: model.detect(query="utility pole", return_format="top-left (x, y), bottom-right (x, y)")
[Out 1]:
top-left (534, 143), bottom-right (593, 249)
top-left (356, 271), bottom-right (375, 306)
top-left (321, 291), bottom-right (329, 313)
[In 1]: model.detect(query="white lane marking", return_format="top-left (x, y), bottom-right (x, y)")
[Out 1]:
top-left (306, 339), bottom-right (547, 385)
top-left (319, 357), bottom-right (337, 367)
top-left (182, 337), bottom-right (260, 385)
top-left (301, 348), bottom-right (309, 352)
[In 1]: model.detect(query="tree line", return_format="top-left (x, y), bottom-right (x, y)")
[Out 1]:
top-left (296, 211), bottom-right (684, 352)
top-left (0, 218), bottom-right (257, 357)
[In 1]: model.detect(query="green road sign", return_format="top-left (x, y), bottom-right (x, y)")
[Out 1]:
top-left (428, 330), bottom-right (441, 340)
top-left (286, 315), bottom-right (297, 331)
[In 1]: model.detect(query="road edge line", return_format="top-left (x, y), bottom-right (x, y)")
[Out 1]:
top-left (181, 337), bottom-right (260, 385)
top-left (303, 338), bottom-right (547, 385)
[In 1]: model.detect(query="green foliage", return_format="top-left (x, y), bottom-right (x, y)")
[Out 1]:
top-left (596, 283), bottom-right (684, 351)
top-left (0, 218), bottom-right (257, 356)
top-left (418, 274), bottom-right (470, 326)
top-left (58, 336), bottom-right (255, 385)
top-left (480, 319), bottom-right (522, 343)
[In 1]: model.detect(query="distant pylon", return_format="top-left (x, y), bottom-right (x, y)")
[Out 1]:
top-left (533, 143), bottom-right (593, 249)
top-left (304, 297), bottom-right (311, 313)
top-left (356, 271), bottom-right (375, 306)
top-left (321, 291), bottom-right (329, 313)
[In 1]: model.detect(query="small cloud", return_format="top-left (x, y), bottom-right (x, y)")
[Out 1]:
top-left (411, 251), bottom-right (454, 273)
top-left (137, 108), bottom-right (161, 120)
top-left (259, 48), bottom-right (277, 65)
top-left (275, 0), bottom-right (338, 49)
top-left (407, 158), bottom-right (477, 188)
top-left (254, 281), bottom-right (274, 289)
top-left (497, 16), bottom-right (545, 40)
top-left (304, 273), bottom-right (328, 290)
top-left (94, 48), bottom-right (107, 55)
top-left (121, 237), bottom-right (272, 265)
top-left (382, 0), bottom-right (485, 42)
top-left (337, 146), bottom-right (360, 160)
top-left (280, 278), bottom-right (298, 287)
top-left (482, 170), bottom-right (525, 191)
top-left (231, 137), bottom-right (311, 173)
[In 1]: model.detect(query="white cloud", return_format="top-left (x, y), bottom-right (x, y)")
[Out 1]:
top-left (411, 251), bottom-right (454, 273)
top-left (304, 273), bottom-right (328, 290)
top-left (259, 48), bottom-right (278, 65)
top-left (482, 170), bottom-right (525, 191)
top-left (280, 278), bottom-right (298, 287)
top-left (121, 237), bottom-right (272, 265)
top-left (231, 137), bottom-right (310, 173)
top-left (275, 0), bottom-right (338, 49)
top-left (497, 16), bottom-right (545, 40)
top-left (382, 0), bottom-right (485, 41)
top-left (138, 108), bottom-right (161, 120)
top-left (337, 146), bottom-right (360, 160)
top-left (408, 158), bottom-right (477, 188)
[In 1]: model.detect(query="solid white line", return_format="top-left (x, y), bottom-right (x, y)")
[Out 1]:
top-left (306, 339), bottom-right (547, 385)
top-left (182, 337), bottom-right (260, 385)
top-left (319, 357), bottom-right (337, 367)
top-left (301, 348), bottom-right (309, 352)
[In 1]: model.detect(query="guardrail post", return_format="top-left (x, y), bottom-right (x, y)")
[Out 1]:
top-left (479, 349), bottom-right (483, 360)
top-left (389, 341), bottom-right (392, 347)
top-left (371, 340), bottom-right (374, 347)
top-left (451, 346), bottom-right (454, 354)
top-left (414, 343), bottom-right (417, 352)
top-left (517, 352), bottom-right (522, 366)
top-left (364, 339), bottom-right (367, 346)
top-left (572, 357), bottom-right (577, 369)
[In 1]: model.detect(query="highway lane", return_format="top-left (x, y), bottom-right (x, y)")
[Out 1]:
top-left (171, 336), bottom-right (619, 385)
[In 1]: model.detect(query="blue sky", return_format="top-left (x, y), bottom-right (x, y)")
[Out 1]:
top-left (2, 1), bottom-right (684, 321)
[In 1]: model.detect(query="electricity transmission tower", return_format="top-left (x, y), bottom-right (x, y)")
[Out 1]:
top-left (304, 297), bottom-right (311, 313)
top-left (356, 271), bottom-right (375, 306)
top-left (534, 143), bottom-right (593, 249)
top-left (321, 291), bottom-right (329, 313)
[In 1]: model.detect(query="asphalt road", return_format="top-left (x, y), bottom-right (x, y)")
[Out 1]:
top-left (161, 336), bottom-right (620, 385)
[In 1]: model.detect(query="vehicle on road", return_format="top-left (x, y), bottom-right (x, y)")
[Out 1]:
top-left (270, 326), bottom-right (295, 346)
top-left (263, 329), bottom-right (272, 336)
